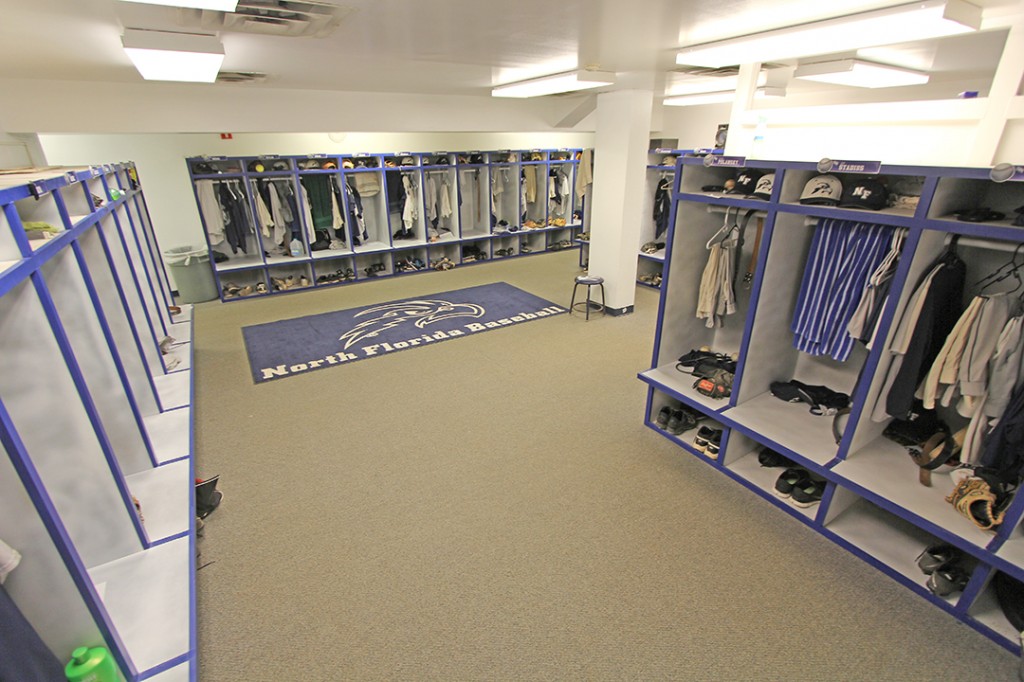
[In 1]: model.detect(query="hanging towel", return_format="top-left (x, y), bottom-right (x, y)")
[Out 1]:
top-left (575, 149), bottom-right (593, 199)
top-left (0, 537), bottom-right (20, 584)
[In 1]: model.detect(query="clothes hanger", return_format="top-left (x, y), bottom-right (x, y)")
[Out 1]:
top-left (976, 242), bottom-right (1024, 295)
top-left (706, 207), bottom-right (738, 249)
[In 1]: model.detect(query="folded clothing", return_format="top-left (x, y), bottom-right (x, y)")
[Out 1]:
top-left (770, 380), bottom-right (850, 416)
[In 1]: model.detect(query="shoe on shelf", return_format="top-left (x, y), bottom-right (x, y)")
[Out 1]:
top-left (774, 467), bottom-right (810, 498)
top-left (916, 543), bottom-right (962, 575)
top-left (705, 429), bottom-right (723, 455)
top-left (926, 564), bottom-right (970, 597)
top-left (693, 425), bottom-right (717, 452)
top-left (757, 447), bottom-right (794, 468)
top-left (790, 478), bottom-right (826, 507)
top-left (656, 406), bottom-right (672, 429)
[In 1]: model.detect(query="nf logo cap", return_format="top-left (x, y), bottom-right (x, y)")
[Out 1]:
top-left (799, 174), bottom-right (843, 206)
top-left (839, 179), bottom-right (888, 211)
top-left (752, 172), bottom-right (775, 201)
top-left (727, 169), bottom-right (765, 196)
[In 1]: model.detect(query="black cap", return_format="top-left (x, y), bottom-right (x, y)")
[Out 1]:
top-left (839, 179), bottom-right (888, 211)
top-left (728, 170), bottom-right (764, 196)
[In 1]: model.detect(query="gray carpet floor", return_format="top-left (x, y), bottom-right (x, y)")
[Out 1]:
top-left (194, 250), bottom-right (1019, 680)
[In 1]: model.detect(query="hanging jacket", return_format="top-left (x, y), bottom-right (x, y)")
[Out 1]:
top-left (345, 180), bottom-right (368, 242)
top-left (197, 180), bottom-right (225, 245)
top-left (653, 177), bottom-right (672, 239)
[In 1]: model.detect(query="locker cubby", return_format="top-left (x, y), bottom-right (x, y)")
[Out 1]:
top-left (457, 165), bottom-right (490, 238)
top-left (521, 162), bottom-right (548, 228)
top-left (520, 231), bottom-right (545, 254)
top-left (547, 228), bottom-right (574, 252)
top-left (548, 162), bottom-right (574, 226)
top-left (244, 156), bottom-right (293, 174)
top-left (831, 435), bottom-right (997, 551)
top-left (385, 168), bottom-right (427, 246)
top-left (14, 192), bottom-right (66, 250)
top-left (778, 168), bottom-right (926, 221)
top-left (727, 211), bottom-right (871, 464)
top-left (677, 163), bottom-right (758, 196)
top-left (383, 153), bottom-right (418, 169)
top-left (268, 262), bottom-right (313, 293)
top-left (492, 236), bottom-right (518, 258)
top-left (822, 484), bottom-right (977, 602)
top-left (928, 176), bottom-right (1024, 228)
top-left (392, 247), bottom-right (428, 274)
top-left (84, 176), bottom-right (107, 209)
top-left (249, 178), bottom-right (304, 262)
top-left (345, 170), bottom-right (388, 250)
top-left (56, 180), bottom-right (96, 225)
top-left (460, 239), bottom-right (489, 264)
top-left (636, 257), bottom-right (663, 289)
top-left (354, 253), bottom-right (392, 280)
top-left (996, 523), bottom-right (1024, 571)
top-left (427, 242), bottom-right (459, 269)
top-left (189, 158), bottom-right (242, 175)
top-left (313, 256), bottom-right (356, 286)
top-left (720, 429), bottom-right (825, 521)
top-left (219, 267), bottom-right (269, 300)
top-left (966, 571), bottom-right (1024, 650)
top-left (490, 164), bottom-right (519, 229)
top-left (422, 168), bottom-right (458, 242)
top-left (0, 201), bottom-right (23, 268)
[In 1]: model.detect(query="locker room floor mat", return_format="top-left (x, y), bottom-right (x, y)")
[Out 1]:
top-left (241, 282), bottom-right (566, 383)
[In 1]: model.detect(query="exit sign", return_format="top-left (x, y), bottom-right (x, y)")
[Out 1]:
top-left (220, 133), bottom-right (233, 140)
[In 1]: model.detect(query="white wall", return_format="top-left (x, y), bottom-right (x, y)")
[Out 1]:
top-left (38, 131), bottom-right (594, 261)
top-left (0, 79), bottom-right (590, 135)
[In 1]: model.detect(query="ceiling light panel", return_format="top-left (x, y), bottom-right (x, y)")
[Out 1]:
top-left (118, 0), bottom-right (239, 10)
top-left (492, 70), bottom-right (616, 98)
top-left (795, 59), bottom-right (930, 88)
top-left (676, 0), bottom-right (982, 68)
top-left (663, 86), bottom-right (785, 107)
top-left (122, 29), bottom-right (225, 82)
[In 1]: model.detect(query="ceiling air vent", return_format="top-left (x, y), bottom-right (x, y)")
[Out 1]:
top-left (179, 1), bottom-right (351, 39)
top-left (216, 71), bottom-right (269, 84)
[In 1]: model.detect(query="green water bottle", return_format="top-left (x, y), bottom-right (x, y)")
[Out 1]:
top-left (65, 646), bottom-right (119, 682)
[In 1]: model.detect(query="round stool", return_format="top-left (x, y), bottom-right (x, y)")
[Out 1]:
top-left (570, 275), bottom-right (605, 320)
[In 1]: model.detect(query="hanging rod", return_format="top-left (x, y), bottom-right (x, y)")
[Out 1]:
top-left (948, 235), bottom-right (1024, 253)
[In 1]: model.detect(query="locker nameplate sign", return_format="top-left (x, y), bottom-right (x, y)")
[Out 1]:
top-left (703, 155), bottom-right (746, 168)
top-left (693, 148), bottom-right (717, 155)
top-left (990, 163), bottom-right (1024, 183)
top-left (817, 158), bottom-right (881, 174)
top-left (653, 148), bottom-right (675, 154)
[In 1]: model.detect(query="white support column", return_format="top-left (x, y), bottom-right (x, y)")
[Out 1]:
top-left (587, 89), bottom-right (654, 314)
top-left (970, 19), bottom-right (1024, 165)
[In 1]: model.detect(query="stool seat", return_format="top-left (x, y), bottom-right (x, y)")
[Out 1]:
top-left (570, 274), bottom-right (606, 320)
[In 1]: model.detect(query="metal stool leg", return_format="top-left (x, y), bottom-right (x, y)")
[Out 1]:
top-left (598, 283), bottom-right (605, 315)
top-left (585, 284), bottom-right (592, 320)
top-left (570, 282), bottom-right (579, 315)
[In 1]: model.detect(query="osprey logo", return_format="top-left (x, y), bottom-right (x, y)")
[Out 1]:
top-left (338, 299), bottom-right (485, 350)
top-left (810, 181), bottom-right (834, 196)
top-left (755, 177), bottom-right (773, 193)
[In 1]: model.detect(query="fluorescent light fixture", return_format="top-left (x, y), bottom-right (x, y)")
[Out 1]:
top-left (122, 29), bottom-right (225, 83)
top-left (666, 72), bottom-right (769, 97)
top-left (795, 59), bottom-right (930, 88)
top-left (118, 0), bottom-right (238, 10)
top-left (664, 86), bottom-right (785, 107)
top-left (491, 70), bottom-right (616, 98)
top-left (676, 0), bottom-right (981, 68)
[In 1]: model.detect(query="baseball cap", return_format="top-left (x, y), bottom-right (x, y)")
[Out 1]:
top-left (321, 160), bottom-right (338, 170)
top-left (247, 160), bottom-right (265, 173)
top-left (839, 179), bottom-right (888, 211)
top-left (728, 169), bottom-right (764, 197)
top-left (271, 161), bottom-right (289, 171)
top-left (341, 159), bottom-right (355, 169)
top-left (752, 173), bottom-right (775, 201)
top-left (661, 155), bottom-right (677, 166)
top-left (401, 156), bottom-right (416, 166)
top-left (799, 174), bottom-right (843, 206)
